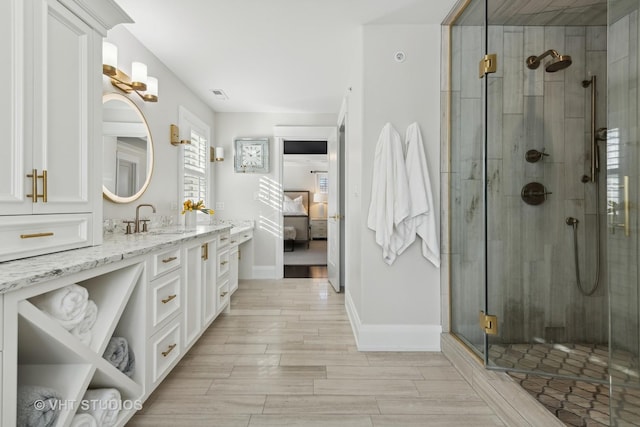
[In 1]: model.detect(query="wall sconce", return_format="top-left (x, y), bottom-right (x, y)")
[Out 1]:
top-left (210, 147), bottom-right (225, 162)
top-left (103, 41), bottom-right (159, 102)
top-left (170, 124), bottom-right (190, 146)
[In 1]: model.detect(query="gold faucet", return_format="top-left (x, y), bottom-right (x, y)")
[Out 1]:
top-left (135, 203), bottom-right (156, 233)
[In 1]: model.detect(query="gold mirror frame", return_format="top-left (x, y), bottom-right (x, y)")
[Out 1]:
top-left (102, 93), bottom-right (154, 203)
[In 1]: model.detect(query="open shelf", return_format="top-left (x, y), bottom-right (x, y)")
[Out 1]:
top-left (77, 263), bottom-right (144, 355)
top-left (18, 364), bottom-right (94, 427)
top-left (14, 261), bottom-right (146, 427)
top-left (23, 263), bottom-right (143, 357)
top-left (17, 303), bottom-right (96, 365)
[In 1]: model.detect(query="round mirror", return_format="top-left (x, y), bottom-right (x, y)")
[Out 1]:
top-left (102, 93), bottom-right (154, 203)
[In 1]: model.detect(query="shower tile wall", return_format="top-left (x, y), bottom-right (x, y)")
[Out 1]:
top-left (449, 25), bottom-right (608, 346)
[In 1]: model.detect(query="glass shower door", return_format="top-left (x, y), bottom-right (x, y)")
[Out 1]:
top-left (608, 2), bottom-right (640, 424)
top-left (449, 0), bottom-right (487, 358)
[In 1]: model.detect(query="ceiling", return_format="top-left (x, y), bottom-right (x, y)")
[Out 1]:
top-left (113, 0), bottom-right (457, 114)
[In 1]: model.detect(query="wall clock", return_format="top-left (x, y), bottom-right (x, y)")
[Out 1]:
top-left (234, 137), bottom-right (269, 173)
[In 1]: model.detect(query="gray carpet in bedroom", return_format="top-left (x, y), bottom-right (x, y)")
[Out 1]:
top-left (284, 240), bottom-right (327, 265)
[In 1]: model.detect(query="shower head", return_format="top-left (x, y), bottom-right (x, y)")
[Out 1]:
top-left (526, 49), bottom-right (572, 72)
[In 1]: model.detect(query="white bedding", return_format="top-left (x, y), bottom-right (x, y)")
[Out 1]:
top-left (283, 195), bottom-right (307, 215)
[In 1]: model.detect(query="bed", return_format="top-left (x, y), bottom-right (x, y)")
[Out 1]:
top-left (283, 190), bottom-right (310, 251)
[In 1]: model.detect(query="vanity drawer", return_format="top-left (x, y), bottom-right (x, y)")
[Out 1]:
top-left (0, 214), bottom-right (92, 262)
top-left (217, 279), bottom-right (230, 313)
top-left (230, 229), bottom-right (252, 246)
top-left (149, 269), bottom-right (181, 334)
top-left (217, 249), bottom-right (230, 278)
top-left (151, 247), bottom-right (181, 279)
top-left (150, 318), bottom-right (182, 385)
top-left (217, 231), bottom-right (231, 249)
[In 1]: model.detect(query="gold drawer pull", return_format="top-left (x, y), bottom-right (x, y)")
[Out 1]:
top-left (220, 260), bottom-right (229, 265)
top-left (162, 256), bottom-right (177, 263)
top-left (21, 232), bottom-right (54, 239)
top-left (243, 234), bottom-right (249, 238)
top-left (161, 343), bottom-right (177, 357)
top-left (161, 294), bottom-right (177, 304)
top-left (231, 240), bottom-right (237, 244)
top-left (220, 236), bottom-right (228, 241)
top-left (220, 291), bottom-right (228, 298)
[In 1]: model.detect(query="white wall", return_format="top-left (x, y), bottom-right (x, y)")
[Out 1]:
top-left (214, 113), bottom-right (336, 277)
top-left (102, 26), bottom-right (215, 224)
top-left (345, 27), bottom-right (364, 324)
top-left (346, 24), bottom-right (443, 350)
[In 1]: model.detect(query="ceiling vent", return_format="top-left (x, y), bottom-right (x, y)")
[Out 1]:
top-left (210, 89), bottom-right (229, 100)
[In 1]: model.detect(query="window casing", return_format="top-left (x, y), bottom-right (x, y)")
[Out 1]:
top-left (178, 106), bottom-right (211, 214)
top-left (183, 129), bottom-right (208, 203)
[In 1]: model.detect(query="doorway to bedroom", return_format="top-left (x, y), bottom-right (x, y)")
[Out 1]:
top-left (282, 140), bottom-right (328, 278)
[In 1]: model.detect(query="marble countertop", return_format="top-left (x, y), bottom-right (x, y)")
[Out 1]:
top-left (0, 224), bottom-right (239, 294)
top-left (230, 224), bottom-right (254, 236)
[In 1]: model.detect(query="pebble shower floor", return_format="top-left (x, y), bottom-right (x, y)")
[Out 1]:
top-left (489, 343), bottom-right (640, 426)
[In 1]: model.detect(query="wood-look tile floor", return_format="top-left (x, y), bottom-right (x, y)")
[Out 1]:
top-left (128, 279), bottom-right (505, 427)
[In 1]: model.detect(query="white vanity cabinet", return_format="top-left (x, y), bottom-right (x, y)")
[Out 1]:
top-left (229, 245), bottom-right (239, 296)
top-left (229, 228), bottom-right (253, 294)
top-left (216, 231), bottom-right (231, 313)
top-left (146, 249), bottom-right (183, 392)
top-left (202, 237), bottom-right (220, 326)
top-left (0, 225), bottom-right (249, 426)
top-left (1, 259), bottom-right (147, 427)
top-left (0, 0), bottom-right (129, 262)
top-left (183, 235), bottom-right (220, 351)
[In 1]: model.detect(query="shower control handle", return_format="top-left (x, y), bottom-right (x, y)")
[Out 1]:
top-left (521, 182), bottom-right (552, 206)
top-left (525, 149), bottom-right (549, 163)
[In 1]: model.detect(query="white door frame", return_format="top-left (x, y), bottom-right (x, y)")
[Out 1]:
top-left (274, 126), bottom-right (337, 278)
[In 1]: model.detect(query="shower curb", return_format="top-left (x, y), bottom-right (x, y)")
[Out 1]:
top-left (441, 333), bottom-right (565, 427)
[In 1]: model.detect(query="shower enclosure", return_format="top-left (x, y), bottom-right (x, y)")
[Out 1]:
top-left (446, 0), bottom-right (640, 424)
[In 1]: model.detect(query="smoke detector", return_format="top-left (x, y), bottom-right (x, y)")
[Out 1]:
top-left (210, 89), bottom-right (229, 100)
top-left (394, 51), bottom-right (406, 63)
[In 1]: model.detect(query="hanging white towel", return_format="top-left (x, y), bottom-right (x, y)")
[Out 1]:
top-left (404, 122), bottom-right (440, 267)
top-left (367, 123), bottom-right (412, 265)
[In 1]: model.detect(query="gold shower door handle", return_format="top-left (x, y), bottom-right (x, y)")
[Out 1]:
top-left (624, 175), bottom-right (630, 237)
top-left (613, 176), bottom-right (631, 237)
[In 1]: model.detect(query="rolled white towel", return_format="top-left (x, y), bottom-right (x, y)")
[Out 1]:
top-left (17, 385), bottom-right (61, 427)
top-left (70, 300), bottom-right (98, 345)
top-left (31, 284), bottom-right (89, 331)
top-left (70, 413), bottom-right (98, 427)
top-left (75, 330), bottom-right (93, 346)
top-left (77, 388), bottom-right (121, 427)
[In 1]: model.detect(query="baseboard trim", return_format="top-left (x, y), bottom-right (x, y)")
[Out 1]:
top-left (345, 290), bottom-right (361, 348)
top-left (252, 266), bottom-right (279, 279)
top-left (345, 291), bottom-right (441, 351)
